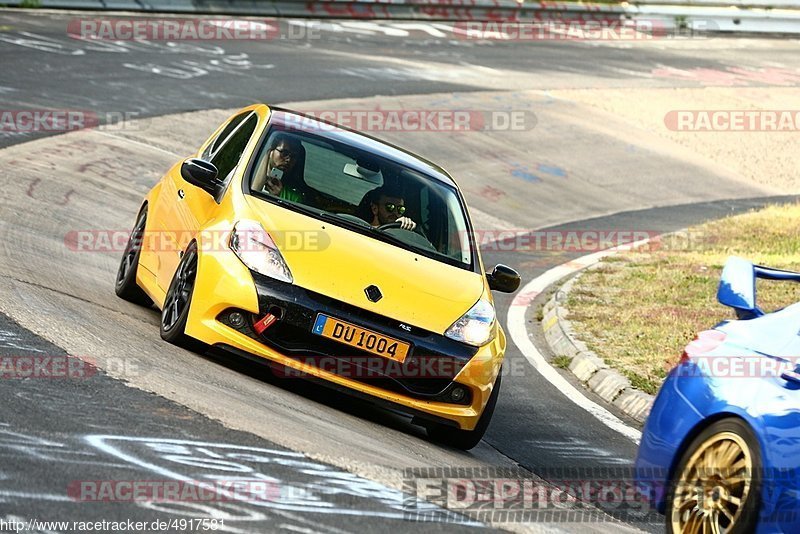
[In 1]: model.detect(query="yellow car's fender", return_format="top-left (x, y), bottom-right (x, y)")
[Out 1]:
top-left (135, 181), bottom-right (164, 302)
top-left (184, 217), bottom-right (260, 344)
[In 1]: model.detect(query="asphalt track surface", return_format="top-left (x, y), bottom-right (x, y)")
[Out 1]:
top-left (0, 313), bottom-right (490, 533)
top-left (1, 9), bottom-right (800, 533)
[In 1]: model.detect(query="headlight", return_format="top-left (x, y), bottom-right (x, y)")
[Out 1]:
top-left (230, 220), bottom-right (293, 283)
top-left (445, 298), bottom-right (496, 346)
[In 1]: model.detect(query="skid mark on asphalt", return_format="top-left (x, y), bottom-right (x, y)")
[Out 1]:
top-left (25, 177), bottom-right (75, 205)
top-left (0, 423), bottom-right (486, 532)
top-left (0, 426), bottom-right (131, 470)
top-left (85, 435), bottom-right (478, 523)
top-left (528, 438), bottom-right (631, 465)
top-left (0, 324), bottom-right (47, 353)
top-left (0, 30), bottom-right (274, 80)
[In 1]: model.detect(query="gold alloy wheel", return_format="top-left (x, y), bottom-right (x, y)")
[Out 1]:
top-left (671, 431), bottom-right (753, 533)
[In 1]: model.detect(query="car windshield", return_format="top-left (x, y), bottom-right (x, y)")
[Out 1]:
top-left (246, 124), bottom-right (474, 269)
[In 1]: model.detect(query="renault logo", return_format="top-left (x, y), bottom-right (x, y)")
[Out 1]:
top-left (364, 285), bottom-right (382, 303)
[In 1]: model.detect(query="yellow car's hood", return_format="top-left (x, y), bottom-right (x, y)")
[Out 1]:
top-left (243, 197), bottom-right (485, 334)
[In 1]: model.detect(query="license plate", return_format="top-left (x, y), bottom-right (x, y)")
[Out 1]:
top-left (312, 314), bottom-right (410, 363)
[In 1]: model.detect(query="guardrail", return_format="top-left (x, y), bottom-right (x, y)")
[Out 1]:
top-left (632, 0), bottom-right (800, 7)
top-left (3, 0), bottom-right (800, 33)
top-left (0, 0), bottom-right (631, 25)
top-left (630, 4), bottom-right (800, 32)
top-left (1, 0), bottom-right (625, 20)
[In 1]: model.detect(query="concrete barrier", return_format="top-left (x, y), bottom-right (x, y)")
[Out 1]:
top-left (3, 0), bottom-right (800, 33)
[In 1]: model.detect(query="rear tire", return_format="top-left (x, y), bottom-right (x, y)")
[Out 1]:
top-left (426, 371), bottom-right (502, 451)
top-left (160, 241), bottom-right (205, 352)
top-left (666, 418), bottom-right (762, 534)
top-left (115, 206), bottom-right (153, 307)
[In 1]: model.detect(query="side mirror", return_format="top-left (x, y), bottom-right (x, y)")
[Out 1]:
top-left (181, 158), bottom-right (222, 199)
top-left (487, 264), bottom-right (521, 293)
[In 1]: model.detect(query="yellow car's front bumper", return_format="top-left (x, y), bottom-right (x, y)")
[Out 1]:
top-left (180, 241), bottom-right (505, 431)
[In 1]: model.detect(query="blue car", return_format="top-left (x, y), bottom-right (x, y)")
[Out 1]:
top-left (636, 256), bottom-right (800, 533)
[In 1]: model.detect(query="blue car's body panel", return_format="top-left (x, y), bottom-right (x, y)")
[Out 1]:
top-left (635, 257), bottom-right (800, 532)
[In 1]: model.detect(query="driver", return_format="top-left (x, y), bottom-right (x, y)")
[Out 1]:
top-left (366, 186), bottom-right (416, 231)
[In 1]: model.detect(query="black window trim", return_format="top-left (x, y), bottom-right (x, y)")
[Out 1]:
top-left (205, 111), bottom-right (261, 204)
top-left (208, 110), bottom-right (258, 162)
top-left (202, 112), bottom-right (245, 160)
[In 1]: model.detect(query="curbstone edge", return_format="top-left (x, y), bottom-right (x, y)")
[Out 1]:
top-left (539, 271), bottom-right (654, 424)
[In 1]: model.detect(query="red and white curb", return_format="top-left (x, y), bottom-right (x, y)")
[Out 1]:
top-left (506, 238), bottom-right (654, 444)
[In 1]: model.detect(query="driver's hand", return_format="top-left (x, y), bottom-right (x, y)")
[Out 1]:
top-left (397, 217), bottom-right (416, 231)
top-left (266, 177), bottom-right (283, 196)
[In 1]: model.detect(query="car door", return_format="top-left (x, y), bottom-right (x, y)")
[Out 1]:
top-left (153, 110), bottom-right (258, 292)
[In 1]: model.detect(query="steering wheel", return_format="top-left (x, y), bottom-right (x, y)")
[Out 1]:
top-left (375, 221), bottom-right (435, 243)
top-left (377, 221), bottom-right (423, 234)
top-left (376, 220), bottom-right (436, 249)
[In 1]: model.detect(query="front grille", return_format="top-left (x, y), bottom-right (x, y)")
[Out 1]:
top-left (217, 308), bottom-right (471, 404)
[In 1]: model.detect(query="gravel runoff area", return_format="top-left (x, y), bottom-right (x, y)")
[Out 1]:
top-left (550, 87), bottom-right (800, 192)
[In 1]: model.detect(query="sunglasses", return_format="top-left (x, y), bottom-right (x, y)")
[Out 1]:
top-left (384, 203), bottom-right (406, 215)
top-left (273, 146), bottom-right (296, 160)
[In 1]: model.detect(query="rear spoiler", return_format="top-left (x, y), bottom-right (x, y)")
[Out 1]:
top-left (717, 256), bottom-right (800, 319)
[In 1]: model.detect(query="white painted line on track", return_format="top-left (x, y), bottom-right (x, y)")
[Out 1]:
top-left (0, 491), bottom-right (73, 502)
top-left (506, 238), bottom-right (654, 444)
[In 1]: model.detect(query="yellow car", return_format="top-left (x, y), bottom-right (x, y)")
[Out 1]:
top-left (115, 104), bottom-right (520, 450)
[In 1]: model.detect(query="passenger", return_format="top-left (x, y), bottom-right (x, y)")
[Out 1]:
top-left (252, 133), bottom-right (305, 203)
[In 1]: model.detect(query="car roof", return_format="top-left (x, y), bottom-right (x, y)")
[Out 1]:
top-left (267, 107), bottom-right (458, 189)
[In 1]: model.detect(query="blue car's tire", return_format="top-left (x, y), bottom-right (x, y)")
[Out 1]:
top-left (667, 417), bottom-right (761, 534)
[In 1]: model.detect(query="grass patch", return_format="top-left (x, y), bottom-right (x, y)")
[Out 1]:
top-left (567, 202), bottom-right (800, 395)
top-left (552, 355), bottom-right (573, 369)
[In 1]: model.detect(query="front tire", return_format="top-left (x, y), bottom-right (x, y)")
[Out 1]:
top-left (666, 418), bottom-right (762, 534)
top-left (426, 371), bottom-right (502, 451)
top-left (115, 206), bottom-right (153, 307)
top-left (160, 241), bottom-right (204, 351)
